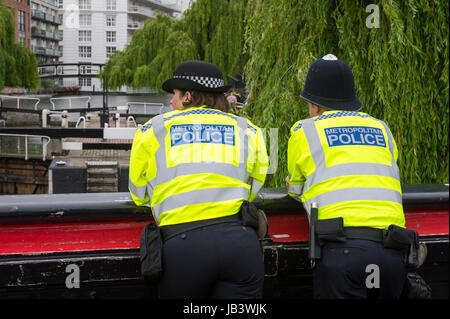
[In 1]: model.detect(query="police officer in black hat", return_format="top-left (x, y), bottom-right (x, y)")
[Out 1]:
top-left (286, 54), bottom-right (407, 298)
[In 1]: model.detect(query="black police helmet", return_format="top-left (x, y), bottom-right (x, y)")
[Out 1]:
top-left (300, 54), bottom-right (362, 111)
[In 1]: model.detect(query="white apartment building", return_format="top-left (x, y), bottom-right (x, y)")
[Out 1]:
top-left (58, 0), bottom-right (189, 92)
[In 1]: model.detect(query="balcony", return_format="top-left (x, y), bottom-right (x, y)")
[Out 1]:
top-left (127, 21), bottom-right (142, 30)
top-left (32, 28), bottom-right (63, 41)
top-left (41, 0), bottom-right (58, 7)
top-left (32, 46), bottom-right (46, 55)
top-left (32, 10), bottom-right (62, 25)
top-left (44, 13), bottom-right (54, 23)
top-left (128, 6), bottom-right (156, 18)
top-left (31, 28), bottom-right (46, 38)
top-left (31, 10), bottom-right (46, 21)
top-left (133, 0), bottom-right (180, 12)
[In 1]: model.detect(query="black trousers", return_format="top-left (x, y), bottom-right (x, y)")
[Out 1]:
top-left (158, 221), bottom-right (264, 299)
top-left (314, 239), bottom-right (406, 299)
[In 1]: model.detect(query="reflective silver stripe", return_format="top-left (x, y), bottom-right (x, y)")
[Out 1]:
top-left (302, 119), bottom-right (325, 168)
top-left (146, 184), bottom-right (154, 200)
top-left (305, 162), bottom-right (400, 189)
top-left (152, 115), bottom-right (168, 173)
top-left (379, 121), bottom-right (400, 181)
top-left (304, 187), bottom-right (403, 214)
top-left (151, 162), bottom-right (248, 186)
top-left (129, 179), bottom-right (147, 198)
top-left (288, 183), bottom-right (304, 195)
top-left (250, 178), bottom-right (264, 195)
top-left (152, 186), bottom-right (249, 219)
top-left (237, 117), bottom-right (249, 168)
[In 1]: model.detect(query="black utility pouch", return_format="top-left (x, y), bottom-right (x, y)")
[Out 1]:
top-left (240, 200), bottom-right (259, 230)
top-left (140, 223), bottom-right (163, 283)
top-left (405, 228), bottom-right (420, 269)
top-left (383, 225), bottom-right (411, 251)
top-left (316, 217), bottom-right (346, 245)
top-left (402, 272), bottom-right (432, 299)
top-left (239, 200), bottom-right (268, 239)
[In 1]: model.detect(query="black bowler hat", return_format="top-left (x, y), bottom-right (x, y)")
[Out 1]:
top-left (162, 60), bottom-right (231, 93)
top-left (300, 54), bottom-right (362, 111)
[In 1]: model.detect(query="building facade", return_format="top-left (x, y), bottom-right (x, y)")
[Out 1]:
top-left (58, 0), bottom-right (186, 92)
top-left (3, 0), bottom-right (32, 48)
top-left (30, 0), bottom-right (63, 64)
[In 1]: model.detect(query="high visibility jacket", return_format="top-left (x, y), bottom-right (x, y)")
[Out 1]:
top-left (129, 106), bottom-right (269, 227)
top-left (287, 110), bottom-right (405, 229)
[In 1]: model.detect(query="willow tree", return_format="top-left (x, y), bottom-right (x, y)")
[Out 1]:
top-left (0, 1), bottom-right (40, 91)
top-left (243, 0), bottom-right (338, 187)
top-left (102, 0), bottom-right (248, 92)
top-left (244, 0), bottom-right (449, 186)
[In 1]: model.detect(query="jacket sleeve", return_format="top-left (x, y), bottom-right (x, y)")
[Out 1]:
top-left (287, 125), bottom-right (307, 201)
top-left (248, 126), bottom-right (269, 202)
top-left (129, 126), bottom-right (157, 207)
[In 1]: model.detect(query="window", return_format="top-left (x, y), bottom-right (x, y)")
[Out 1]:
top-left (106, 0), bottom-right (116, 10)
top-left (78, 77), bottom-right (92, 87)
top-left (58, 0), bottom-right (63, 9)
top-left (79, 65), bottom-right (92, 75)
top-left (106, 46), bottom-right (116, 58)
top-left (106, 15), bottom-right (116, 27)
top-left (78, 46), bottom-right (91, 58)
top-left (79, 14), bottom-right (91, 26)
top-left (18, 11), bottom-right (25, 32)
top-left (78, 0), bottom-right (91, 10)
top-left (106, 31), bottom-right (116, 42)
top-left (78, 30), bottom-right (91, 42)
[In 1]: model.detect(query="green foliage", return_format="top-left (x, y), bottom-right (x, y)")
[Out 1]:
top-left (0, 3), bottom-right (40, 91)
top-left (243, 0), bottom-right (338, 187)
top-left (103, 0), bottom-right (448, 186)
top-left (244, 0), bottom-right (449, 186)
top-left (102, 0), bottom-right (248, 92)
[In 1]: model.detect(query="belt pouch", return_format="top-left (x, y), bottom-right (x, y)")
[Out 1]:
top-left (240, 200), bottom-right (259, 230)
top-left (315, 217), bottom-right (346, 244)
top-left (239, 200), bottom-right (268, 239)
top-left (405, 228), bottom-right (420, 269)
top-left (383, 224), bottom-right (411, 251)
top-left (140, 223), bottom-right (163, 283)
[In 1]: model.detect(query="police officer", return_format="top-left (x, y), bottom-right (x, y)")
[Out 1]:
top-left (129, 60), bottom-right (269, 299)
top-left (286, 54), bottom-right (406, 298)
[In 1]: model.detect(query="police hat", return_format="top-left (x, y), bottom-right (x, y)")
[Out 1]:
top-left (300, 54), bottom-right (362, 111)
top-left (162, 60), bottom-right (231, 93)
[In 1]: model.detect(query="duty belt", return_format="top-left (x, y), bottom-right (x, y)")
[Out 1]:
top-left (343, 226), bottom-right (384, 243)
top-left (159, 213), bottom-right (241, 242)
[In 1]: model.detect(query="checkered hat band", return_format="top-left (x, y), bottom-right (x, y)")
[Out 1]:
top-left (174, 75), bottom-right (225, 88)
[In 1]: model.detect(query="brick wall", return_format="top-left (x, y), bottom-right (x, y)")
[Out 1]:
top-left (3, 0), bottom-right (31, 48)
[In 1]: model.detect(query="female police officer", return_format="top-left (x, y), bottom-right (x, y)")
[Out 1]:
top-left (129, 60), bottom-right (269, 299)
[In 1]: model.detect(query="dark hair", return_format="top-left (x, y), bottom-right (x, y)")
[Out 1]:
top-left (179, 90), bottom-right (231, 113)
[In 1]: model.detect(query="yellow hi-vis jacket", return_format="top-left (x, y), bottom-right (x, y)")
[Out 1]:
top-left (287, 110), bottom-right (405, 229)
top-left (129, 106), bottom-right (269, 226)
